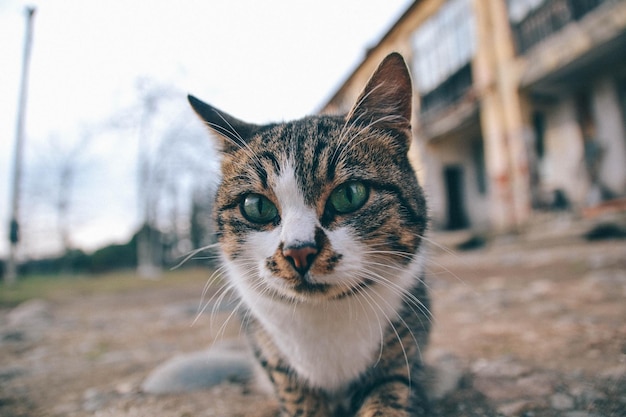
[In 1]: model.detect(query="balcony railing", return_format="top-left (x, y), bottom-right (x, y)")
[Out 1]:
top-left (511, 0), bottom-right (613, 54)
top-left (419, 63), bottom-right (473, 115)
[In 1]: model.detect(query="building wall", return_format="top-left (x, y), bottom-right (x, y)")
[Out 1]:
top-left (592, 76), bottom-right (626, 196)
top-left (425, 135), bottom-right (490, 230)
top-left (541, 95), bottom-right (588, 208)
top-left (517, 0), bottom-right (626, 210)
top-left (533, 71), bottom-right (626, 209)
top-left (322, 0), bottom-right (626, 233)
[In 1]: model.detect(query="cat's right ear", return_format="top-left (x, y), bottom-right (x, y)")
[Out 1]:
top-left (188, 95), bottom-right (258, 153)
top-left (346, 53), bottom-right (412, 142)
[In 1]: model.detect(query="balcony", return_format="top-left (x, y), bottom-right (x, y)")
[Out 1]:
top-left (417, 63), bottom-right (479, 141)
top-left (511, 0), bottom-right (614, 54)
top-left (419, 63), bottom-right (473, 116)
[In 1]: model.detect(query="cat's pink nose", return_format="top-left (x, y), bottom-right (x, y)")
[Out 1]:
top-left (283, 245), bottom-right (318, 275)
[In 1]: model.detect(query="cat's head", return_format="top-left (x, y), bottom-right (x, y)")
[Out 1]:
top-left (189, 53), bottom-right (427, 304)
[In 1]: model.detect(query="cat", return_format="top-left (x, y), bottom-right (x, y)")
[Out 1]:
top-left (188, 52), bottom-right (431, 417)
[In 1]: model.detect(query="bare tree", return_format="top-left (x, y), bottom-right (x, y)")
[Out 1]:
top-left (55, 129), bottom-right (96, 260)
top-left (12, 76), bottom-right (217, 275)
top-left (132, 79), bottom-right (184, 278)
top-left (84, 77), bottom-right (219, 276)
top-left (19, 128), bottom-right (97, 267)
top-left (131, 110), bottom-right (216, 266)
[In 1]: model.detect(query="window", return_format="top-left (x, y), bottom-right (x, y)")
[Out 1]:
top-left (532, 111), bottom-right (546, 160)
top-left (472, 140), bottom-right (488, 195)
top-left (507, 0), bottom-right (547, 23)
top-left (412, 0), bottom-right (476, 95)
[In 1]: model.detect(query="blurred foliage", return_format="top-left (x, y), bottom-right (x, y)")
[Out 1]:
top-left (0, 224), bottom-right (216, 281)
top-left (0, 267), bottom-right (211, 308)
top-left (89, 235), bottom-right (138, 273)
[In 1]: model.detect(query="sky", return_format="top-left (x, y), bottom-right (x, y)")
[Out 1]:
top-left (0, 0), bottom-right (413, 259)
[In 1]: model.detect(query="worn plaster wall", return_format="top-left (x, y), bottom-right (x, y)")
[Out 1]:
top-left (592, 76), bottom-right (626, 196)
top-left (542, 96), bottom-right (588, 207)
top-left (424, 136), bottom-right (490, 230)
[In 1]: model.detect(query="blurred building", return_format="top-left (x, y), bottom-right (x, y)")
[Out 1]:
top-left (321, 0), bottom-right (626, 232)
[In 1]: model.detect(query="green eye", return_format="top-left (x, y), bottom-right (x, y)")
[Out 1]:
top-left (329, 181), bottom-right (369, 214)
top-left (241, 194), bottom-right (278, 223)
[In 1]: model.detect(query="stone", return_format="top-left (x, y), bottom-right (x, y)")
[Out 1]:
top-left (551, 393), bottom-right (575, 410)
top-left (473, 377), bottom-right (520, 402)
top-left (472, 364), bottom-right (556, 403)
top-left (0, 366), bottom-right (27, 380)
top-left (564, 412), bottom-right (594, 417)
top-left (7, 299), bottom-right (52, 329)
top-left (497, 400), bottom-right (532, 416)
top-left (600, 364), bottom-right (626, 380)
top-left (516, 372), bottom-right (556, 397)
top-left (569, 383), bottom-right (606, 403)
top-left (0, 329), bottom-right (27, 343)
top-left (82, 388), bottom-right (110, 412)
top-left (142, 341), bottom-right (253, 394)
top-left (471, 356), bottom-right (529, 379)
top-left (427, 352), bottom-right (464, 400)
top-left (114, 381), bottom-right (136, 395)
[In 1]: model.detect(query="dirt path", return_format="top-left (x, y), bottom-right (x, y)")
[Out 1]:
top-left (1, 237), bottom-right (625, 416)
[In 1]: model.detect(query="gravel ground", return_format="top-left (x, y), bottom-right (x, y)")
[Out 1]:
top-left (1, 234), bottom-right (625, 417)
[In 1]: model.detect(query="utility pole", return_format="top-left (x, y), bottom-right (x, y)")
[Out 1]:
top-left (136, 83), bottom-right (160, 279)
top-left (6, 7), bottom-right (36, 285)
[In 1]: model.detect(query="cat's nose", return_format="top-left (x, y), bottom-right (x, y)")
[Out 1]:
top-left (282, 244), bottom-right (318, 275)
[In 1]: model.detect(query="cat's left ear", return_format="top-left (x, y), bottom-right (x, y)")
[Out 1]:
top-left (188, 94), bottom-right (259, 153)
top-left (346, 52), bottom-right (413, 144)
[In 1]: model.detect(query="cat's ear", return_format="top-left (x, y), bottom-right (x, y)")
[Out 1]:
top-left (188, 94), bottom-right (259, 153)
top-left (346, 52), bottom-right (412, 140)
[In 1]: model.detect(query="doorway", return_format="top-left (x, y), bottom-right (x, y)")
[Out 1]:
top-left (444, 165), bottom-right (468, 230)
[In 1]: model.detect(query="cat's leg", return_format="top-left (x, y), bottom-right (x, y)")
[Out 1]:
top-left (352, 281), bottom-right (431, 416)
top-left (261, 361), bottom-right (331, 417)
top-left (250, 329), bottom-right (331, 417)
top-left (352, 313), bottom-right (431, 417)
top-left (353, 376), bottom-right (429, 417)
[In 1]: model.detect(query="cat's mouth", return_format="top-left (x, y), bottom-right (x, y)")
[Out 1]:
top-left (329, 279), bottom-right (373, 300)
top-left (271, 277), bottom-right (374, 302)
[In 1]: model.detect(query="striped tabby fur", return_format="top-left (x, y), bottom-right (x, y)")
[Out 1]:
top-left (189, 53), bottom-right (431, 416)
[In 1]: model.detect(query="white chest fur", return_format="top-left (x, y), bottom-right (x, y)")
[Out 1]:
top-left (252, 290), bottom-right (391, 390)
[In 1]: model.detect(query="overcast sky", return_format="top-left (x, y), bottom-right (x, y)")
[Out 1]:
top-left (0, 0), bottom-right (412, 258)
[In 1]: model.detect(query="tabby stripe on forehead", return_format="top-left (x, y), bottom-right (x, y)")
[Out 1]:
top-left (253, 163), bottom-right (268, 189)
top-left (310, 139), bottom-right (329, 179)
top-left (326, 150), bottom-right (339, 182)
top-left (259, 151), bottom-right (281, 175)
top-left (254, 151), bottom-right (282, 189)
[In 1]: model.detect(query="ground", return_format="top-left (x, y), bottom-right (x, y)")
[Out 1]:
top-left (1, 228), bottom-right (625, 417)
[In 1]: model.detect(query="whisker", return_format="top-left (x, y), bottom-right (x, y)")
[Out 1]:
top-left (350, 277), bottom-right (386, 367)
top-left (363, 231), bottom-right (473, 291)
top-left (356, 266), bottom-right (434, 328)
top-left (359, 283), bottom-right (414, 387)
top-left (192, 265), bottom-right (230, 327)
top-left (171, 242), bottom-right (220, 270)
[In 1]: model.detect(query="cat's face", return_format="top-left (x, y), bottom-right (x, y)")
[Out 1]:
top-left (190, 53), bottom-right (427, 304)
